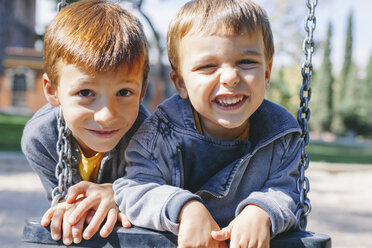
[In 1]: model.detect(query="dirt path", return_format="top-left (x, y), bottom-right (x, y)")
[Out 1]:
top-left (306, 162), bottom-right (372, 248)
top-left (0, 151), bottom-right (371, 247)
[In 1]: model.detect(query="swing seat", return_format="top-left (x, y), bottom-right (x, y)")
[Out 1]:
top-left (23, 218), bottom-right (331, 248)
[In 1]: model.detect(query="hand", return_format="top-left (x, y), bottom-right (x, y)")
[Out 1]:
top-left (41, 200), bottom-right (87, 245)
top-left (66, 181), bottom-right (131, 240)
top-left (178, 200), bottom-right (228, 248)
top-left (211, 205), bottom-right (271, 248)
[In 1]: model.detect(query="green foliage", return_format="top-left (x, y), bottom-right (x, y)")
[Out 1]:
top-left (338, 13), bottom-right (353, 101)
top-left (0, 114), bottom-right (30, 151)
top-left (307, 141), bottom-right (372, 164)
top-left (332, 12), bottom-right (358, 135)
top-left (266, 67), bottom-right (292, 111)
top-left (311, 23), bottom-right (333, 132)
top-left (351, 54), bottom-right (372, 137)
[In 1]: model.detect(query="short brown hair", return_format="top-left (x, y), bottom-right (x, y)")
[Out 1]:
top-left (167, 0), bottom-right (274, 72)
top-left (43, 0), bottom-right (149, 88)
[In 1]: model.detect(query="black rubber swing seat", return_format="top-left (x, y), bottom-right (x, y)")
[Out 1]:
top-left (23, 218), bottom-right (331, 248)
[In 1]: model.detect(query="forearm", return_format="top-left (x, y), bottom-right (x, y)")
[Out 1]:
top-left (113, 178), bottom-right (200, 234)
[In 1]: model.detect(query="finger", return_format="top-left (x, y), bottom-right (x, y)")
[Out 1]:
top-left (66, 181), bottom-right (90, 204)
top-left (229, 231), bottom-right (250, 248)
top-left (99, 208), bottom-right (117, 238)
top-left (211, 226), bottom-right (232, 241)
top-left (41, 207), bottom-right (55, 227)
top-left (83, 205), bottom-right (107, 240)
top-left (85, 210), bottom-right (95, 225)
top-left (118, 212), bottom-right (131, 228)
top-left (50, 206), bottom-right (65, 241)
top-left (68, 197), bottom-right (95, 225)
top-left (72, 212), bottom-right (88, 244)
top-left (62, 212), bottom-right (73, 245)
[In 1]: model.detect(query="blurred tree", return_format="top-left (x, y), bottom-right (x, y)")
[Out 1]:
top-left (0, 1), bottom-right (13, 75)
top-left (266, 66), bottom-right (292, 112)
top-left (332, 12), bottom-right (356, 135)
top-left (338, 13), bottom-right (353, 103)
top-left (311, 22), bottom-right (333, 132)
top-left (339, 62), bottom-right (359, 135)
top-left (355, 54), bottom-right (372, 137)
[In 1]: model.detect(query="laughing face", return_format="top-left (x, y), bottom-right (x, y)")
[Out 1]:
top-left (43, 61), bottom-right (145, 157)
top-left (171, 31), bottom-right (272, 140)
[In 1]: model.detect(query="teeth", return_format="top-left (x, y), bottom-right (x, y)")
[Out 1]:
top-left (216, 96), bottom-right (243, 105)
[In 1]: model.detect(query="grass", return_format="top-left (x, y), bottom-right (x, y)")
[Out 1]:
top-left (0, 114), bottom-right (30, 151)
top-left (307, 141), bottom-right (372, 165)
top-left (0, 113), bottom-right (371, 165)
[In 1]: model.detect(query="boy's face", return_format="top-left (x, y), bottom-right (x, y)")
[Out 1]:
top-left (43, 61), bottom-right (145, 157)
top-left (171, 31), bottom-right (272, 140)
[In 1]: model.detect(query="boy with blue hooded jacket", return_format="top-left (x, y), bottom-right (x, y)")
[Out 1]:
top-left (114, 0), bottom-right (301, 247)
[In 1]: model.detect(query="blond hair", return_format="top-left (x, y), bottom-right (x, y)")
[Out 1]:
top-left (43, 0), bottom-right (149, 88)
top-left (167, 0), bottom-right (274, 72)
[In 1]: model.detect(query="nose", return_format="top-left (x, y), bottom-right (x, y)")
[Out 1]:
top-left (94, 98), bottom-right (117, 124)
top-left (220, 66), bottom-right (239, 87)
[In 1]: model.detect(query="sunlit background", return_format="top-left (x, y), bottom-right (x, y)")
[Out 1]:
top-left (0, 1), bottom-right (371, 247)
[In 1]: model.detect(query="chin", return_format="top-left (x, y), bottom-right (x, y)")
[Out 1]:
top-left (218, 120), bottom-right (246, 129)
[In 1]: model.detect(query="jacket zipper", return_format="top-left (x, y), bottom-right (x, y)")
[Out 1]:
top-left (177, 148), bottom-right (185, 189)
top-left (195, 189), bottom-right (223, 198)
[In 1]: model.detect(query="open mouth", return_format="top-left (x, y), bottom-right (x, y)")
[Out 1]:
top-left (213, 95), bottom-right (247, 109)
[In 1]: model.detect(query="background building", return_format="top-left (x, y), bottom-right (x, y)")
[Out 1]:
top-left (0, 0), bottom-right (45, 116)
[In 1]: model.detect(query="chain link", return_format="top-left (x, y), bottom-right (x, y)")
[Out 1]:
top-left (51, 108), bottom-right (72, 207)
top-left (295, 0), bottom-right (317, 230)
top-left (57, 0), bottom-right (69, 12)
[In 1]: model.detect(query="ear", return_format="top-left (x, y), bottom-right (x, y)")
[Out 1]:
top-left (170, 71), bottom-right (188, 99)
top-left (42, 73), bottom-right (60, 106)
top-left (264, 60), bottom-right (273, 90)
top-left (139, 81), bottom-right (148, 104)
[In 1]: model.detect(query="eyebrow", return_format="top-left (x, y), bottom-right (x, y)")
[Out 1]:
top-left (241, 48), bottom-right (263, 57)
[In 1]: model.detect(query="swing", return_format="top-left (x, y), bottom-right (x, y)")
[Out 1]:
top-left (23, 0), bottom-right (331, 247)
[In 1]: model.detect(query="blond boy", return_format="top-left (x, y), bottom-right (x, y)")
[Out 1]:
top-left (114, 0), bottom-right (301, 247)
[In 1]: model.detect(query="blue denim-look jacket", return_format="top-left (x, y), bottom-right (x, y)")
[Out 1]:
top-left (113, 94), bottom-right (302, 237)
top-left (21, 103), bottom-right (149, 202)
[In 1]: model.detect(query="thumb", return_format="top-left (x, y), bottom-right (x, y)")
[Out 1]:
top-left (66, 181), bottom-right (90, 204)
top-left (211, 226), bottom-right (232, 241)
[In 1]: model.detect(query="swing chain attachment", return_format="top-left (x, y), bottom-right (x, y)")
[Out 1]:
top-left (51, 108), bottom-right (73, 207)
top-left (296, 0), bottom-right (317, 231)
top-left (57, 0), bottom-right (69, 12)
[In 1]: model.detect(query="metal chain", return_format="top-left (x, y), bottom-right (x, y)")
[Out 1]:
top-left (51, 108), bottom-right (72, 207)
top-left (57, 0), bottom-right (69, 12)
top-left (295, 0), bottom-right (317, 230)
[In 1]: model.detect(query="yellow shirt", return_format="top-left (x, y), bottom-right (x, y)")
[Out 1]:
top-left (192, 108), bottom-right (250, 140)
top-left (78, 147), bottom-right (105, 182)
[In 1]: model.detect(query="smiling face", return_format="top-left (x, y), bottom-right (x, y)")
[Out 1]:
top-left (43, 61), bottom-right (145, 157)
top-left (172, 31), bottom-right (272, 140)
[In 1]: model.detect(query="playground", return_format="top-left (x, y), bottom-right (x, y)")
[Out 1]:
top-left (0, 151), bottom-right (371, 248)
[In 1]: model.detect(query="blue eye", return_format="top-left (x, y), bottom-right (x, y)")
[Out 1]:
top-left (78, 89), bottom-right (93, 97)
top-left (117, 89), bottom-right (132, 97)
